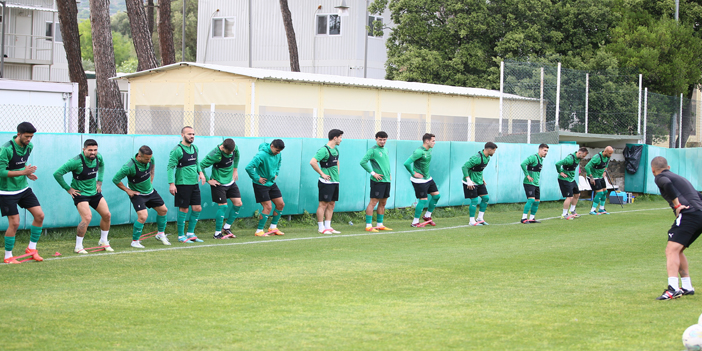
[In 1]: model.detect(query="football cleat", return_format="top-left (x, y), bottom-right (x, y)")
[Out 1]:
top-left (24, 248), bottom-right (43, 262)
top-left (98, 240), bottom-right (114, 252)
top-left (682, 288), bottom-right (695, 296)
top-left (375, 226), bottom-right (392, 231)
top-left (656, 285), bottom-right (683, 300)
top-left (365, 227), bottom-right (379, 232)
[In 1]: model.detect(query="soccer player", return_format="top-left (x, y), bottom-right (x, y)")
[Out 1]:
top-left (462, 142), bottom-right (497, 226)
top-left (54, 139), bottom-right (113, 253)
top-left (167, 126), bottom-right (207, 243)
top-left (200, 138), bottom-right (242, 239)
top-left (555, 147), bottom-right (588, 219)
top-left (245, 139), bottom-right (285, 237)
top-left (520, 143), bottom-right (549, 224)
top-left (651, 156), bottom-right (702, 300)
top-left (113, 145), bottom-right (170, 248)
top-left (585, 146), bottom-right (614, 215)
top-left (0, 122), bottom-right (44, 263)
top-left (404, 133), bottom-right (441, 227)
top-left (360, 131), bottom-right (393, 232)
top-left (310, 129), bottom-right (343, 234)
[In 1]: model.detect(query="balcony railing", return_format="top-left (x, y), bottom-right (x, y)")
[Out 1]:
top-left (2, 33), bottom-right (54, 65)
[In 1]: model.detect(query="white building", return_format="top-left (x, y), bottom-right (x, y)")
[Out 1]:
top-left (196, 0), bottom-right (392, 79)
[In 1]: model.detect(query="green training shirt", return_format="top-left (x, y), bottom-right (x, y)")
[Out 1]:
top-left (112, 156), bottom-right (155, 195)
top-left (0, 138), bottom-right (33, 193)
top-left (520, 153), bottom-right (544, 187)
top-left (245, 142), bottom-right (281, 187)
top-left (404, 146), bottom-right (432, 180)
top-left (167, 142), bottom-right (202, 185)
top-left (53, 153), bottom-right (105, 197)
top-left (200, 144), bottom-right (240, 185)
top-left (314, 145), bottom-right (340, 183)
top-left (555, 152), bottom-right (580, 182)
top-left (584, 152), bottom-right (610, 179)
top-left (360, 145), bottom-right (391, 183)
top-left (462, 150), bottom-right (490, 185)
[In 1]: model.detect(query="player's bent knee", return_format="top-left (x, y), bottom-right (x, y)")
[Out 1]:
top-left (233, 199), bottom-right (243, 207)
top-left (480, 195), bottom-right (490, 203)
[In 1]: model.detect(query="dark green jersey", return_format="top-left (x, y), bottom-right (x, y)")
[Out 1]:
top-left (53, 153), bottom-right (105, 196)
top-left (520, 154), bottom-right (544, 186)
top-left (404, 146), bottom-right (432, 180)
top-left (0, 139), bottom-right (33, 193)
top-left (200, 144), bottom-right (240, 185)
top-left (555, 152), bottom-right (580, 182)
top-left (112, 156), bottom-right (155, 194)
top-left (360, 145), bottom-right (391, 183)
top-left (167, 143), bottom-right (202, 185)
top-left (462, 150), bottom-right (491, 185)
top-left (585, 152), bottom-right (610, 179)
top-left (314, 145), bottom-right (340, 183)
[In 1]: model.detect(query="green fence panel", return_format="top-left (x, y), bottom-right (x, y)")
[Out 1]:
top-left (263, 137), bottom-right (302, 216)
top-left (624, 144), bottom-right (646, 193)
top-left (493, 143), bottom-right (525, 204)
top-left (448, 142), bottom-right (484, 206)
top-left (428, 141), bottom-right (452, 208)
top-left (336, 138), bottom-right (370, 212)
top-left (361, 139), bottom-right (399, 211)
top-left (644, 146), bottom-right (663, 195)
top-left (393, 140), bottom-right (426, 209)
top-left (690, 148), bottom-right (702, 191)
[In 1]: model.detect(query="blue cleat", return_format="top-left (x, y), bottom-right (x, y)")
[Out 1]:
top-left (186, 234), bottom-right (204, 242)
top-left (589, 211), bottom-right (599, 215)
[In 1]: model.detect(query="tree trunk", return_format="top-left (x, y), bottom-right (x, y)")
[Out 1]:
top-left (125, 0), bottom-right (159, 71)
top-left (56, 0), bottom-right (94, 133)
top-left (147, 0), bottom-right (155, 34)
top-left (90, 0), bottom-right (127, 134)
top-left (279, 0), bottom-right (300, 72)
top-left (158, 0), bottom-right (176, 65)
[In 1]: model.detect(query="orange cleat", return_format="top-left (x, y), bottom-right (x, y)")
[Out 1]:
top-left (375, 226), bottom-right (393, 231)
top-left (4, 257), bottom-right (21, 264)
top-left (254, 230), bottom-right (269, 237)
top-left (365, 227), bottom-right (379, 232)
top-left (267, 228), bottom-right (285, 236)
top-left (25, 248), bottom-right (43, 262)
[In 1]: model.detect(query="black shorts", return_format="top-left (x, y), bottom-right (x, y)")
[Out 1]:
top-left (523, 184), bottom-right (540, 200)
top-left (73, 193), bottom-right (104, 210)
top-left (370, 180), bottom-right (391, 199)
top-left (463, 183), bottom-right (488, 199)
top-left (174, 184), bottom-right (201, 209)
top-left (130, 190), bottom-right (165, 212)
top-left (412, 179), bottom-right (439, 199)
top-left (253, 183), bottom-right (282, 203)
top-left (668, 210), bottom-right (702, 247)
top-left (211, 183), bottom-right (241, 204)
top-left (0, 188), bottom-right (40, 217)
top-left (558, 179), bottom-right (580, 198)
top-left (318, 181), bottom-right (339, 202)
top-left (590, 178), bottom-right (607, 191)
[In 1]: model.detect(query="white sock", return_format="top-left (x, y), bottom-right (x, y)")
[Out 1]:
top-left (682, 277), bottom-right (693, 290)
top-left (318, 222), bottom-right (325, 231)
top-left (412, 218), bottom-right (419, 224)
top-left (469, 217), bottom-right (476, 224)
top-left (529, 215), bottom-right (535, 220)
top-left (366, 223), bottom-right (372, 228)
top-left (186, 232), bottom-right (194, 236)
top-left (377, 222), bottom-right (383, 227)
top-left (215, 231), bottom-right (221, 235)
top-left (76, 236), bottom-right (84, 249)
top-left (132, 240), bottom-right (139, 243)
top-left (570, 205), bottom-right (576, 212)
top-left (425, 211), bottom-right (432, 217)
top-left (5, 250), bottom-right (12, 259)
top-left (522, 214), bottom-right (528, 219)
top-left (669, 277), bottom-right (680, 290)
top-left (100, 230), bottom-right (109, 242)
top-left (562, 209), bottom-right (568, 216)
top-left (478, 212), bottom-right (485, 221)
top-left (223, 223), bottom-right (231, 230)
top-left (324, 220), bottom-right (331, 229)
top-left (157, 231), bottom-right (165, 236)
top-left (599, 205), bottom-right (605, 210)
top-left (28, 241), bottom-right (37, 250)
top-left (270, 224), bottom-right (277, 229)
top-left (590, 206), bottom-right (596, 212)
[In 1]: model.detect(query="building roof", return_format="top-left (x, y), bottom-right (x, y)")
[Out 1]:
top-left (113, 62), bottom-right (536, 101)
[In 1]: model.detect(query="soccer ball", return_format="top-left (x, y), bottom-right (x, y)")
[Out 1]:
top-left (683, 324), bottom-right (702, 351)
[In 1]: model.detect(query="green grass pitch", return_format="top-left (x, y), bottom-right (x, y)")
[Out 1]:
top-left (1, 199), bottom-right (699, 350)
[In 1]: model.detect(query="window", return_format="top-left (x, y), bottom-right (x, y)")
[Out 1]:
top-left (45, 22), bottom-right (52, 40)
top-left (54, 23), bottom-right (63, 43)
top-left (368, 15), bottom-right (383, 37)
top-left (212, 17), bottom-right (235, 38)
top-left (316, 14), bottom-right (341, 35)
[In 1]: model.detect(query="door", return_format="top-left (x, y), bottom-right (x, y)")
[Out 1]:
top-left (13, 10), bottom-right (32, 59)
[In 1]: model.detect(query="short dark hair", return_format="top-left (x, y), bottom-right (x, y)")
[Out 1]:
top-left (651, 156), bottom-right (668, 170)
top-left (539, 143), bottom-right (549, 149)
top-left (222, 138), bottom-right (236, 152)
top-left (422, 133), bottom-right (435, 142)
top-left (328, 129), bottom-right (344, 140)
top-left (485, 142), bottom-right (498, 150)
top-left (271, 139), bottom-right (285, 150)
top-left (17, 122), bottom-right (36, 134)
top-left (181, 126), bottom-right (193, 134)
top-left (84, 139), bottom-right (98, 148)
top-left (578, 147), bottom-right (588, 153)
top-left (138, 145), bottom-right (153, 156)
top-left (375, 131), bottom-right (388, 139)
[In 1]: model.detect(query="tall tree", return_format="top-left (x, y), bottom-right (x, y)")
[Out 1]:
top-left (90, 0), bottom-right (127, 134)
top-left (125, 0), bottom-right (159, 71)
top-left (279, 0), bottom-right (300, 72)
top-left (147, 0), bottom-right (155, 34)
top-left (159, 0), bottom-right (176, 65)
top-left (56, 0), bottom-right (95, 133)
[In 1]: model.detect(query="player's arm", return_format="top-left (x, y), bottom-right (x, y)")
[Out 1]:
top-left (555, 158), bottom-right (567, 178)
top-left (245, 153), bottom-right (264, 184)
top-left (53, 158), bottom-right (77, 195)
top-left (404, 150), bottom-right (422, 177)
top-left (195, 146), bottom-right (206, 184)
top-left (275, 155), bottom-right (281, 179)
top-left (0, 148), bottom-right (35, 178)
top-left (584, 154), bottom-right (598, 178)
top-left (96, 154), bottom-right (105, 193)
top-left (461, 160), bottom-right (476, 188)
top-left (232, 146), bottom-right (240, 182)
top-left (656, 176), bottom-right (687, 216)
top-left (199, 151), bottom-right (217, 184)
top-left (167, 147), bottom-right (181, 194)
top-left (520, 156), bottom-right (534, 182)
top-left (112, 163), bottom-right (138, 197)
top-left (149, 157), bottom-right (156, 182)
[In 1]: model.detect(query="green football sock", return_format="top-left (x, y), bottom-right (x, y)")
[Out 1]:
top-left (377, 214), bottom-right (384, 224)
top-left (30, 225), bottom-right (42, 243)
top-left (156, 215), bottom-right (167, 233)
top-left (523, 198), bottom-right (535, 214)
top-left (271, 207), bottom-right (284, 225)
top-left (428, 194), bottom-right (441, 212)
top-left (216, 205), bottom-right (228, 231)
top-left (469, 198), bottom-right (480, 217)
top-left (530, 200), bottom-right (540, 215)
top-left (228, 205), bottom-right (241, 224)
top-left (4, 236), bottom-right (15, 251)
top-left (132, 221), bottom-right (144, 241)
top-left (258, 213), bottom-right (270, 230)
top-left (187, 211), bottom-right (201, 233)
top-left (177, 210), bottom-right (188, 236)
top-left (479, 195), bottom-right (490, 212)
top-left (366, 215), bottom-right (373, 224)
top-left (415, 199), bottom-right (428, 218)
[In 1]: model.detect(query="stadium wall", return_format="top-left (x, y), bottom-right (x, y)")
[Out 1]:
top-left (624, 144), bottom-right (702, 195)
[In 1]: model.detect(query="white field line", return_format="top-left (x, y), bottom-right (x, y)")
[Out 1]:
top-left (7, 207), bottom-right (670, 265)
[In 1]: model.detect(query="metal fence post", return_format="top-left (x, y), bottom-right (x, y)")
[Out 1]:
top-left (396, 112), bottom-right (401, 140)
top-left (555, 62), bottom-right (561, 131)
top-left (679, 93), bottom-right (683, 148)
top-left (210, 103), bottom-right (215, 136)
top-left (527, 120), bottom-right (531, 144)
top-left (637, 74), bottom-right (642, 135)
top-left (585, 72), bottom-right (589, 134)
top-left (540, 67), bottom-right (544, 132)
top-left (499, 61), bottom-right (504, 136)
top-left (643, 87), bottom-right (648, 144)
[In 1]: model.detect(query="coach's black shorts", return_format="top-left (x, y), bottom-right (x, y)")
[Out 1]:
top-left (523, 184), bottom-right (540, 200)
top-left (0, 188), bottom-right (40, 217)
top-left (558, 179), bottom-right (580, 198)
top-left (590, 177), bottom-right (607, 192)
top-left (174, 184), bottom-right (201, 209)
top-left (318, 181), bottom-right (339, 202)
top-left (211, 183), bottom-right (241, 204)
top-left (253, 183), bottom-right (282, 203)
top-left (370, 180), bottom-right (391, 199)
top-left (130, 190), bottom-right (165, 212)
top-left (73, 193), bottom-right (104, 209)
top-left (412, 179), bottom-right (438, 199)
top-left (668, 210), bottom-right (702, 247)
top-left (463, 183), bottom-right (488, 199)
